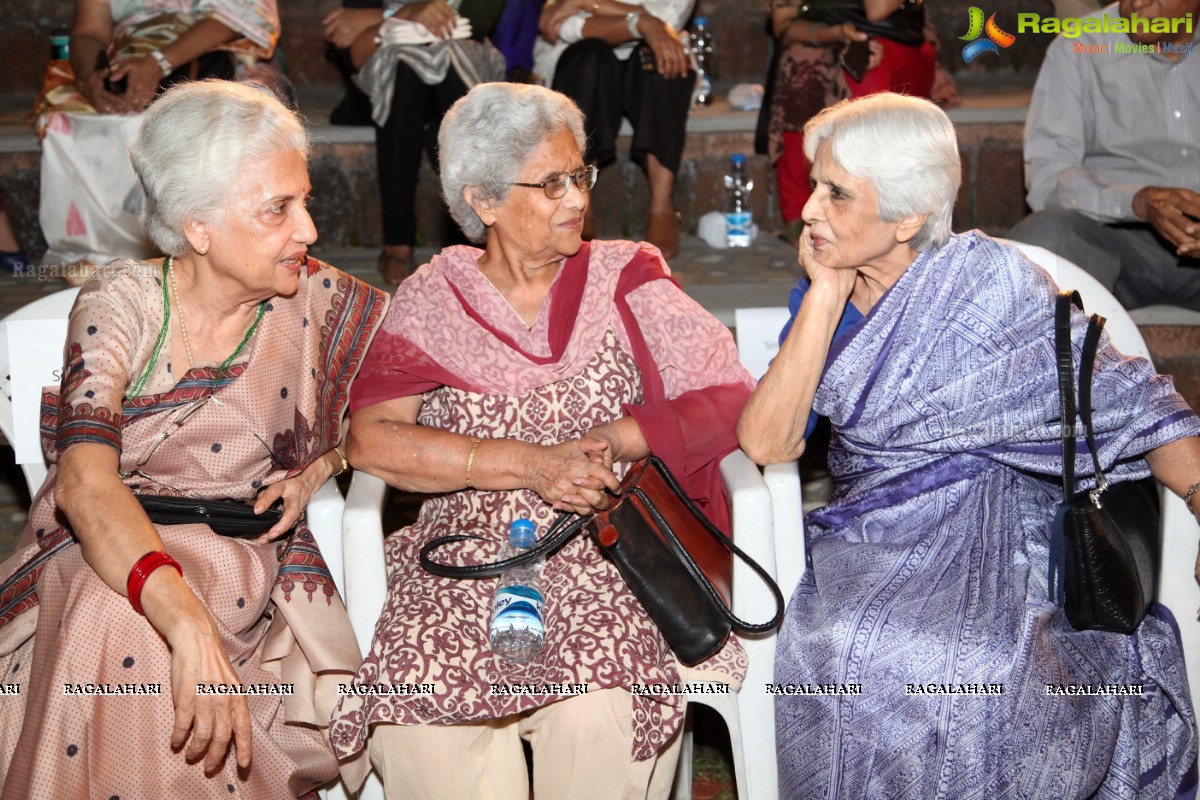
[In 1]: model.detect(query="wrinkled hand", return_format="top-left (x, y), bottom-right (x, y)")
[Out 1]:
top-left (107, 55), bottom-right (163, 113)
top-left (526, 440), bottom-right (620, 515)
top-left (77, 69), bottom-right (127, 114)
top-left (398, 0), bottom-right (458, 40)
top-left (1132, 186), bottom-right (1200, 255)
top-left (323, 7), bottom-right (383, 49)
top-left (252, 462), bottom-right (329, 542)
top-left (640, 16), bottom-right (691, 78)
top-left (160, 605), bottom-right (252, 774)
top-left (799, 224), bottom-right (857, 300)
top-left (578, 430), bottom-right (616, 469)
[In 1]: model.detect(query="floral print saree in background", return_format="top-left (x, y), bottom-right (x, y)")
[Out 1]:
top-left (775, 232), bottom-right (1199, 798)
top-left (0, 259), bottom-right (387, 798)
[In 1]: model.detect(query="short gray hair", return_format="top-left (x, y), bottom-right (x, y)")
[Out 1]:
top-left (438, 83), bottom-right (587, 243)
top-left (804, 93), bottom-right (960, 251)
top-left (130, 80), bottom-right (310, 256)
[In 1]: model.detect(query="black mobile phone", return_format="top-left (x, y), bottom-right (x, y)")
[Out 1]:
top-left (96, 50), bottom-right (128, 95)
top-left (839, 39), bottom-right (870, 83)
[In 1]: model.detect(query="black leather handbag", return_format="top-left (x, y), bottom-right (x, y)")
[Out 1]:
top-left (420, 456), bottom-right (785, 666)
top-left (1050, 291), bottom-right (1160, 634)
top-left (135, 495), bottom-right (284, 538)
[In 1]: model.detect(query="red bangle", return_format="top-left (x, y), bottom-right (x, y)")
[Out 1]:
top-left (127, 550), bottom-right (183, 616)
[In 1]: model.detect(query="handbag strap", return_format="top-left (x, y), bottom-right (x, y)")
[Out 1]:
top-left (419, 512), bottom-right (589, 579)
top-left (1055, 290), bottom-right (1083, 502)
top-left (419, 455), bottom-right (786, 633)
top-left (1076, 314), bottom-right (1110, 503)
top-left (632, 456), bottom-right (785, 633)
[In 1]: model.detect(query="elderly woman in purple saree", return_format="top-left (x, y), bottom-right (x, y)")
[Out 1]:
top-left (739, 93), bottom-right (1200, 799)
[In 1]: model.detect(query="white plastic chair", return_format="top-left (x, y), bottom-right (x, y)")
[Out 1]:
top-left (0, 288), bottom-right (361, 797)
top-left (342, 448), bottom-right (779, 800)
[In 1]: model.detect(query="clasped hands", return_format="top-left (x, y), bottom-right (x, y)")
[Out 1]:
top-left (1133, 186), bottom-right (1200, 258)
top-left (539, 0), bottom-right (691, 79)
top-left (528, 429), bottom-right (626, 516)
top-left (79, 53), bottom-right (161, 114)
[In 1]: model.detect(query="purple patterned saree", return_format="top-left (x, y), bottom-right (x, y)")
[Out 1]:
top-left (775, 232), bottom-right (1199, 799)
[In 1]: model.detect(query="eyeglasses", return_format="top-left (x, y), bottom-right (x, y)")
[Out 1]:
top-left (509, 166), bottom-right (599, 200)
top-left (123, 392), bottom-right (285, 490)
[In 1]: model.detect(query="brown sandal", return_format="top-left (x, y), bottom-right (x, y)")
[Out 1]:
top-left (378, 246), bottom-right (412, 287)
top-left (645, 211), bottom-right (681, 260)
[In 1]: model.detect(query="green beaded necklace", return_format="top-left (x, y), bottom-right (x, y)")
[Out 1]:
top-left (126, 257), bottom-right (266, 400)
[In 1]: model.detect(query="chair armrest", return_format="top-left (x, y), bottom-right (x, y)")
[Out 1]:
top-left (763, 460), bottom-right (806, 598)
top-left (306, 478), bottom-right (347, 598)
top-left (343, 470), bottom-right (391, 655)
top-left (719, 449), bottom-right (777, 623)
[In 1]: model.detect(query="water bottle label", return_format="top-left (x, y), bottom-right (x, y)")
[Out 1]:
top-left (726, 211), bottom-right (751, 234)
top-left (490, 585), bottom-right (544, 634)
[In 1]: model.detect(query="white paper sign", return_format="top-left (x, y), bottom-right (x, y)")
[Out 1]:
top-left (735, 307), bottom-right (792, 379)
top-left (6, 319), bottom-right (69, 464)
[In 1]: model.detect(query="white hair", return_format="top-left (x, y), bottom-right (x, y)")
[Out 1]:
top-left (130, 80), bottom-right (310, 256)
top-left (804, 93), bottom-right (960, 251)
top-left (438, 83), bottom-right (587, 243)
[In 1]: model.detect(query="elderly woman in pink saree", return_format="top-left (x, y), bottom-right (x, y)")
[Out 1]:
top-left (0, 82), bottom-right (387, 798)
top-left (328, 82), bottom-right (753, 799)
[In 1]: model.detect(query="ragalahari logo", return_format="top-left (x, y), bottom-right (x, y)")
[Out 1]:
top-left (960, 7), bottom-right (1016, 62)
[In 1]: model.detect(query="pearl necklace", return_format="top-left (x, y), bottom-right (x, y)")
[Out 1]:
top-left (167, 256), bottom-right (196, 366)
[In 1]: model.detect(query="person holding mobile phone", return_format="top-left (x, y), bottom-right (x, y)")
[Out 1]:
top-left (763, 0), bottom-right (935, 243)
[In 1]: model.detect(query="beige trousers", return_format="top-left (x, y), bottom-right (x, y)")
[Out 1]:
top-left (367, 688), bottom-right (683, 800)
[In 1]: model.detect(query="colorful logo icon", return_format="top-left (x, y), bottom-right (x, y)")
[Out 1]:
top-left (960, 7), bottom-right (1017, 62)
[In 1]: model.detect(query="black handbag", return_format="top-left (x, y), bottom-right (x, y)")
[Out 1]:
top-left (420, 456), bottom-right (786, 666)
top-left (135, 494), bottom-right (285, 539)
top-left (1050, 291), bottom-right (1160, 634)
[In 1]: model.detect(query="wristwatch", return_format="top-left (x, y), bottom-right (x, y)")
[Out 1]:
top-left (149, 49), bottom-right (173, 77)
top-left (625, 11), bottom-right (642, 39)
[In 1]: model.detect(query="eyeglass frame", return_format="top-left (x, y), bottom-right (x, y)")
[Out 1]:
top-left (121, 391), bottom-right (286, 491)
top-left (508, 165), bottom-right (599, 200)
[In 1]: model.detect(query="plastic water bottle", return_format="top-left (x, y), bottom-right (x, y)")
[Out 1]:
top-left (50, 26), bottom-right (70, 61)
top-left (489, 518), bottom-right (545, 663)
top-left (690, 17), bottom-right (714, 108)
top-left (724, 154), bottom-right (753, 247)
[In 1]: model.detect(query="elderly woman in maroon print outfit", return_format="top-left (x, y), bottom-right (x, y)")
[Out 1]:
top-left (329, 82), bottom-right (754, 799)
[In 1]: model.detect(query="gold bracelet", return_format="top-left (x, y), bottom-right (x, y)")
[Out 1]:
top-left (331, 445), bottom-right (349, 478)
top-left (465, 438), bottom-right (483, 488)
top-left (1184, 480), bottom-right (1200, 515)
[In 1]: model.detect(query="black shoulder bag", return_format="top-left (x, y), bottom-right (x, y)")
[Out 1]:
top-left (1050, 290), bottom-right (1160, 633)
top-left (420, 456), bottom-right (785, 666)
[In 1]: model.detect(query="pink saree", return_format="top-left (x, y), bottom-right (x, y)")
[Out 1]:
top-left (0, 258), bottom-right (387, 798)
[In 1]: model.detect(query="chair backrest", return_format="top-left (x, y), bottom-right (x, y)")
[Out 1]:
top-left (998, 240), bottom-right (1151, 360)
top-left (734, 307), bottom-right (793, 380)
top-left (0, 287), bottom-right (80, 497)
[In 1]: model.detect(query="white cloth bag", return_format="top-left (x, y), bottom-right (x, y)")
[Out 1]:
top-left (38, 111), bottom-right (158, 268)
